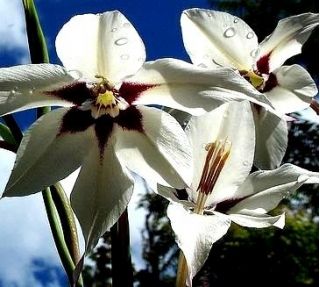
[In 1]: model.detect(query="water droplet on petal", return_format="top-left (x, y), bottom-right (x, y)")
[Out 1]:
top-left (10, 89), bottom-right (16, 95)
top-left (243, 160), bottom-right (250, 166)
top-left (223, 27), bottom-right (236, 38)
top-left (111, 27), bottom-right (117, 32)
top-left (120, 54), bottom-right (129, 60)
top-left (115, 37), bottom-right (128, 46)
top-left (246, 32), bottom-right (254, 39)
top-left (207, 12), bottom-right (212, 17)
top-left (234, 18), bottom-right (239, 23)
top-left (29, 88), bottom-right (35, 95)
top-left (123, 23), bottom-right (130, 28)
top-left (250, 48), bottom-right (259, 58)
top-left (197, 63), bottom-right (207, 68)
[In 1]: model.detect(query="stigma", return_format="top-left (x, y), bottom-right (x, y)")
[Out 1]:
top-left (194, 138), bottom-right (231, 214)
top-left (90, 75), bottom-right (129, 119)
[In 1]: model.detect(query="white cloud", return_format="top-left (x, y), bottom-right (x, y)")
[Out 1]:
top-left (0, 0), bottom-right (29, 61)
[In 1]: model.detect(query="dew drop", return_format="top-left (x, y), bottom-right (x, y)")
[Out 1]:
top-left (115, 37), bottom-right (128, 46)
top-left (197, 63), bottom-right (207, 68)
top-left (206, 12), bottom-right (212, 17)
top-left (123, 22), bottom-right (130, 28)
top-left (10, 89), bottom-right (16, 95)
top-left (120, 54), bottom-right (130, 60)
top-left (233, 18), bottom-right (239, 23)
top-left (223, 27), bottom-right (236, 38)
top-left (29, 88), bottom-right (35, 95)
top-left (250, 48), bottom-right (259, 58)
top-left (111, 27), bottom-right (117, 32)
top-left (246, 32), bottom-right (254, 39)
top-left (243, 160), bottom-right (250, 166)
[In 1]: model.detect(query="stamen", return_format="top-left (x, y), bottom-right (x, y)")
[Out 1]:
top-left (90, 75), bottom-right (129, 118)
top-left (194, 138), bottom-right (231, 214)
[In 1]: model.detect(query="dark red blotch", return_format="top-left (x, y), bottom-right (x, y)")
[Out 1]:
top-left (119, 82), bottom-right (157, 105)
top-left (46, 82), bottom-right (92, 106)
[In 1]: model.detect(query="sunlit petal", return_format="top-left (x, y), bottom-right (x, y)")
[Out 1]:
top-left (0, 64), bottom-right (75, 115)
top-left (115, 106), bottom-right (192, 189)
top-left (181, 9), bottom-right (258, 71)
top-left (264, 65), bottom-right (317, 114)
top-left (167, 203), bottom-right (231, 285)
top-left (71, 136), bottom-right (134, 251)
top-left (56, 11), bottom-right (145, 83)
top-left (253, 106), bottom-right (288, 169)
top-left (3, 108), bottom-right (92, 197)
top-left (228, 164), bottom-right (319, 214)
top-left (258, 13), bottom-right (318, 72)
top-left (127, 58), bottom-right (272, 115)
top-left (185, 101), bottom-right (255, 205)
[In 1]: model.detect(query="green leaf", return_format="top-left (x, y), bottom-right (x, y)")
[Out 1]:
top-left (0, 123), bottom-right (18, 145)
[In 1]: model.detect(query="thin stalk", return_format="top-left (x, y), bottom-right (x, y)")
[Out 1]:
top-left (2, 115), bottom-right (23, 143)
top-left (42, 188), bottom-right (80, 286)
top-left (111, 209), bottom-right (133, 287)
top-left (50, 183), bottom-right (81, 264)
top-left (176, 252), bottom-right (188, 287)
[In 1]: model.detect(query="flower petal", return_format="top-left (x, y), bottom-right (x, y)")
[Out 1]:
top-left (56, 11), bottom-right (145, 83)
top-left (115, 106), bottom-right (192, 189)
top-left (181, 9), bottom-right (258, 71)
top-left (228, 213), bottom-right (285, 228)
top-left (70, 135), bottom-right (134, 252)
top-left (0, 64), bottom-right (75, 115)
top-left (253, 106), bottom-right (288, 169)
top-left (2, 108), bottom-right (92, 197)
top-left (258, 13), bottom-right (319, 72)
top-left (185, 101), bottom-right (255, 206)
top-left (264, 65), bottom-right (318, 114)
top-left (167, 203), bottom-right (231, 285)
top-left (228, 163), bottom-right (319, 214)
top-left (126, 58), bottom-right (272, 115)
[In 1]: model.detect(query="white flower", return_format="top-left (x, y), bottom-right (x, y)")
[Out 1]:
top-left (0, 11), bottom-right (268, 253)
top-left (158, 101), bottom-right (319, 286)
top-left (180, 9), bottom-right (318, 169)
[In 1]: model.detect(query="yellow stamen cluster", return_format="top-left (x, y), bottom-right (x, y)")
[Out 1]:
top-left (91, 75), bottom-right (128, 118)
top-left (194, 139), bottom-right (231, 214)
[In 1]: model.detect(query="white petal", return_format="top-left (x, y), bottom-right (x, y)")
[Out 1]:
top-left (167, 203), bottom-right (231, 284)
top-left (229, 213), bottom-right (285, 228)
top-left (228, 163), bottom-right (319, 214)
top-left (185, 101), bottom-right (255, 205)
top-left (115, 106), bottom-right (192, 189)
top-left (127, 58), bottom-right (272, 115)
top-left (0, 64), bottom-right (75, 115)
top-left (258, 13), bottom-right (319, 72)
top-left (264, 65), bottom-right (317, 114)
top-left (71, 136), bottom-right (134, 251)
top-left (3, 108), bottom-right (92, 197)
top-left (181, 9), bottom-right (258, 71)
top-left (253, 106), bottom-right (288, 169)
top-left (56, 11), bottom-right (145, 83)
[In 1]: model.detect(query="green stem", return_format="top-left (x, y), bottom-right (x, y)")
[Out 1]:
top-left (50, 183), bottom-right (81, 264)
top-left (22, 0), bottom-right (49, 64)
top-left (176, 251), bottom-right (188, 287)
top-left (2, 115), bottom-right (23, 143)
top-left (111, 209), bottom-right (133, 287)
top-left (42, 188), bottom-right (83, 287)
